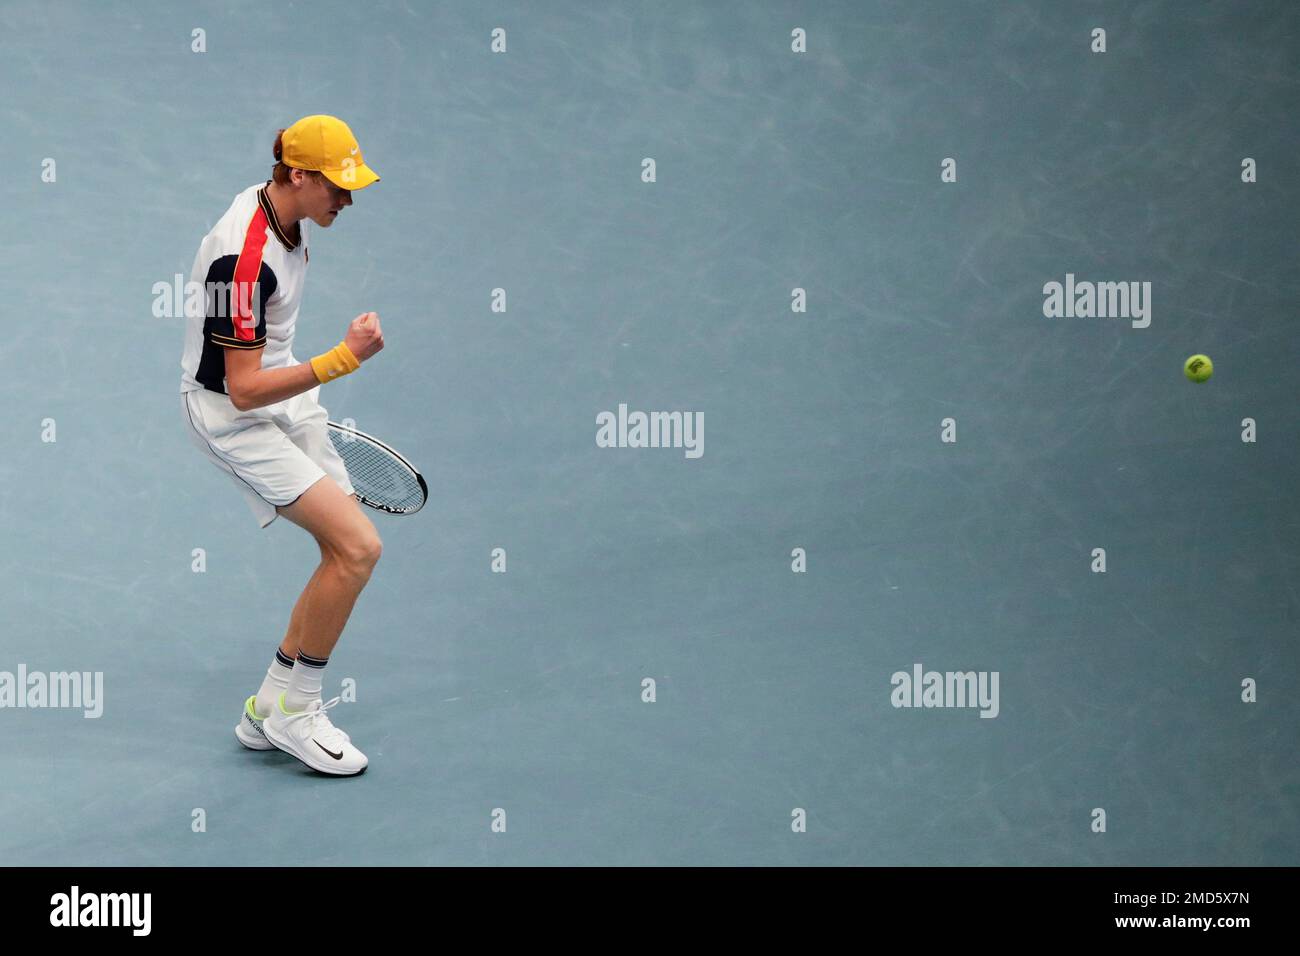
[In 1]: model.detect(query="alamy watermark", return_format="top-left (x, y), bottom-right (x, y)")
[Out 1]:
top-left (596, 403), bottom-right (703, 459)
top-left (152, 274), bottom-right (261, 325)
top-left (890, 663), bottom-right (999, 718)
top-left (0, 665), bottom-right (104, 718)
top-left (1043, 273), bottom-right (1151, 328)
top-left (50, 886), bottom-right (150, 935)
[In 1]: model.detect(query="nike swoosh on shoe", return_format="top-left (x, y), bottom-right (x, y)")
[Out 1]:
top-left (314, 740), bottom-right (344, 760)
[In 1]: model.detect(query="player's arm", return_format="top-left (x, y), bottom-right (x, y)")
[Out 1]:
top-left (225, 312), bottom-right (385, 411)
top-left (225, 347), bottom-right (318, 410)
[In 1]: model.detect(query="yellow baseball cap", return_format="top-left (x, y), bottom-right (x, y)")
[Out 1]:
top-left (281, 114), bottom-right (380, 191)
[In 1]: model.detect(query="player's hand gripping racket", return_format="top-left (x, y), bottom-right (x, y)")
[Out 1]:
top-left (327, 421), bottom-right (427, 515)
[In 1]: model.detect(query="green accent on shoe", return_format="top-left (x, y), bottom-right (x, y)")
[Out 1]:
top-left (277, 691), bottom-right (304, 716)
top-left (245, 695), bottom-right (267, 722)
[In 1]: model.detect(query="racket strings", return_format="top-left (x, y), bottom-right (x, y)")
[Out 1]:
top-left (329, 432), bottom-right (424, 512)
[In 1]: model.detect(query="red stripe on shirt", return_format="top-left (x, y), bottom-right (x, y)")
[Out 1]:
top-left (231, 207), bottom-right (270, 340)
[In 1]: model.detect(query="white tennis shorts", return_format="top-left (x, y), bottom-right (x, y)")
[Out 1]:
top-left (181, 385), bottom-right (355, 528)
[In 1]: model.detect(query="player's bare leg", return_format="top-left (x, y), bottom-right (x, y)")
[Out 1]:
top-left (276, 556), bottom-right (328, 660)
top-left (277, 474), bottom-right (382, 658)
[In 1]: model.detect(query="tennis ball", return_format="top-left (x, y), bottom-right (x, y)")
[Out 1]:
top-left (1184, 354), bottom-right (1213, 383)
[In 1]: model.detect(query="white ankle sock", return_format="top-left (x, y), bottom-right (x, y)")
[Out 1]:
top-left (254, 651), bottom-right (296, 718)
top-left (284, 652), bottom-right (329, 712)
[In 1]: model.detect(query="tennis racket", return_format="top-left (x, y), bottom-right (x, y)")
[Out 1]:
top-left (327, 421), bottom-right (427, 515)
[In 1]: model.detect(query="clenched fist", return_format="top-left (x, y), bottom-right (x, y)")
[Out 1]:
top-left (345, 311), bottom-right (385, 362)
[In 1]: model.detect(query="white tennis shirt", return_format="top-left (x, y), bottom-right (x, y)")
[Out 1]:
top-left (180, 183), bottom-right (310, 395)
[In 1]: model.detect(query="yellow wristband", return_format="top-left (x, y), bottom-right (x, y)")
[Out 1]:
top-left (310, 342), bottom-right (361, 384)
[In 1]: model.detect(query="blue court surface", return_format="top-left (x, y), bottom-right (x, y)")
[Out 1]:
top-left (1, 0), bottom-right (1296, 866)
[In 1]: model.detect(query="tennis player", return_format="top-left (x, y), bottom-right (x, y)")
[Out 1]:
top-left (180, 115), bottom-right (383, 776)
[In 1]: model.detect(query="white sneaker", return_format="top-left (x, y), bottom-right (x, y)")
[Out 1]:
top-left (263, 693), bottom-right (368, 776)
top-left (234, 695), bottom-right (275, 751)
